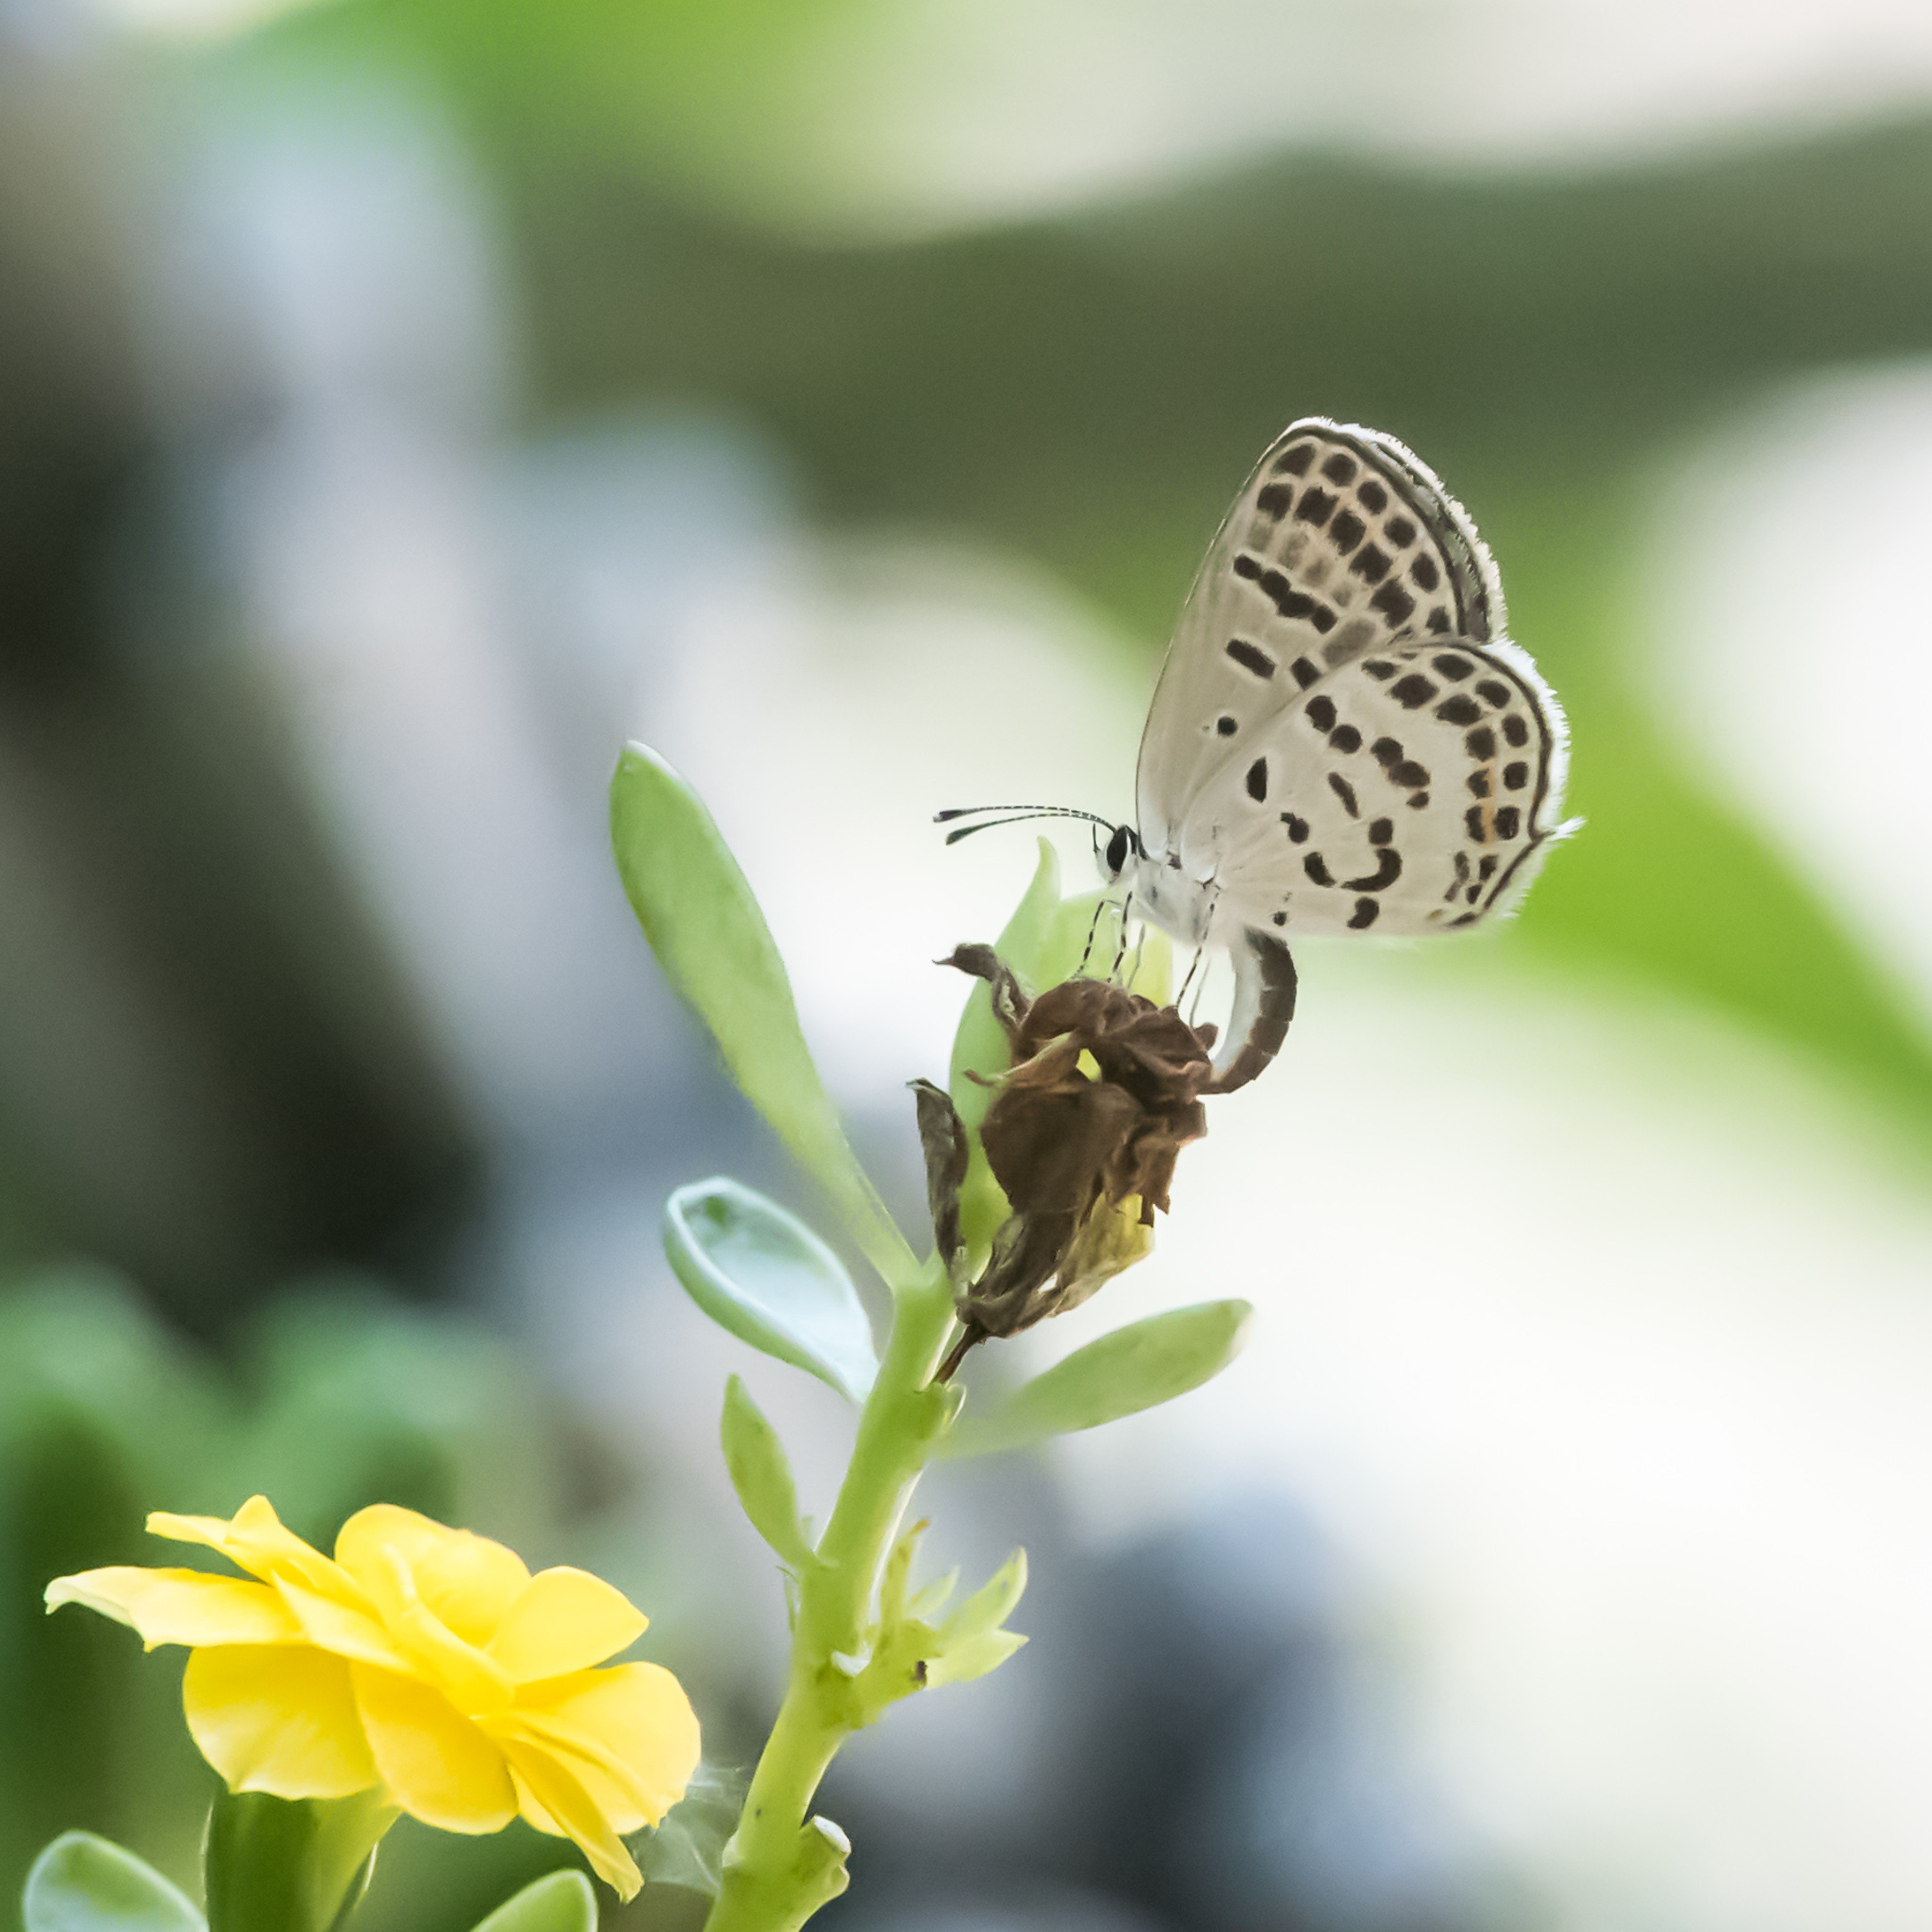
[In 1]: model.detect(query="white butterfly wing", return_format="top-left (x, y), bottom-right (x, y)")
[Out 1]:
top-left (1133, 416), bottom-right (1570, 939)
top-left (1180, 635), bottom-right (1568, 936)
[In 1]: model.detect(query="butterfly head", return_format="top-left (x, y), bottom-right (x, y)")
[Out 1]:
top-left (1099, 820), bottom-right (1140, 885)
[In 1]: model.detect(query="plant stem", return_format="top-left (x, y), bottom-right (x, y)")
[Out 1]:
top-left (701, 1261), bottom-right (958, 1932)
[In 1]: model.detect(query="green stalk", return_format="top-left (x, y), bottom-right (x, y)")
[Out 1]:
top-left (702, 1261), bottom-right (959, 1932)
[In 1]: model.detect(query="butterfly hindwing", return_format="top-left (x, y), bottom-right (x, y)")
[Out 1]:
top-left (1178, 635), bottom-right (1567, 938)
top-left (1135, 418), bottom-right (1507, 867)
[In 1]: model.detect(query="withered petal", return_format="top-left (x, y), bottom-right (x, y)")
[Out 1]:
top-left (958, 1212), bottom-right (1081, 1338)
top-left (941, 944), bottom-right (1030, 1041)
top-left (981, 1082), bottom-right (1139, 1217)
top-left (908, 1079), bottom-right (971, 1271)
top-left (935, 942), bottom-right (1223, 1347)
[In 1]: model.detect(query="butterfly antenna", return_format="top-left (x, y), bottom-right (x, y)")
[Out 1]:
top-left (936, 805), bottom-right (1115, 847)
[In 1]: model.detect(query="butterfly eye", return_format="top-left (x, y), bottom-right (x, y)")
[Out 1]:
top-left (1104, 824), bottom-right (1134, 878)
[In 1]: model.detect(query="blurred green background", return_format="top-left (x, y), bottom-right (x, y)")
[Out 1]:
top-left (5, 2), bottom-right (1932, 1929)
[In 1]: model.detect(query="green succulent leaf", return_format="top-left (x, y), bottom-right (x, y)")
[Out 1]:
top-left (942, 1547), bottom-right (1027, 1644)
top-left (468, 1871), bottom-right (597, 1932)
top-left (939, 1299), bottom-right (1252, 1459)
top-left (947, 839), bottom-right (1065, 1139)
top-left (925, 1625), bottom-right (1027, 1689)
top-left (611, 741), bottom-right (917, 1290)
top-left (666, 1177), bottom-right (879, 1402)
top-left (23, 1833), bottom-right (205, 1932)
top-left (907, 1567), bottom-right (959, 1621)
top-left (721, 1374), bottom-right (813, 1567)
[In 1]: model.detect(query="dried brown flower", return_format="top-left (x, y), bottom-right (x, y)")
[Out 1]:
top-left (920, 945), bottom-right (1218, 1377)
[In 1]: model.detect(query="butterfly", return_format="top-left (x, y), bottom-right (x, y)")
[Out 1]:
top-left (943, 418), bottom-right (1575, 1092)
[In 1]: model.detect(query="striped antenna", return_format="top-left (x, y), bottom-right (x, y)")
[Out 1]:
top-left (934, 805), bottom-right (1115, 846)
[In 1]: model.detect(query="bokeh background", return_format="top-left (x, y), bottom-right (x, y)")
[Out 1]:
top-left (5, 1), bottom-right (1932, 1927)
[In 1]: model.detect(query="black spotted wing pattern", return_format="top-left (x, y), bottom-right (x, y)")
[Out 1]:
top-left (1189, 636), bottom-right (1567, 937)
top-left (1136, 418), bottom-right (1507, 866)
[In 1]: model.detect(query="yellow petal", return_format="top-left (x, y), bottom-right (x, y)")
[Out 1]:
top-left (46, 1568), bottom-right (302, 1648)
top-left (509, 1772), bottom-right (563, 1837)
top-left (183, 1644), bottom-right (378, 1799)
top-left (487, 1569), bottom-right (647, 1682)
top-left (490, 1731), bottom-right (642, 1900)
top-left (351, 1545), bottom-right (514, 1715)
top-left (335, 1507), bottom-right (528, 1649)
top-left (350, 1663), bottom-right (517, 1834)
top-left (509, 1665), bottom-right (700, 1832)
top-left (272, 1575), bottom-right (411, 1672)
top-left (149, 1497), bottom-right (359, 1605)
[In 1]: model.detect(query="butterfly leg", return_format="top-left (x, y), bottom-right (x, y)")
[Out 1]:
top-left (1182, 887), bottom-right (1220, 1024)
top-left (1175, 944), bottom-right (1206, 1011)
top-left (1075, 893), bottom-right (1112, 976)
top-left (1107, 893), bottom-right (1137, 983)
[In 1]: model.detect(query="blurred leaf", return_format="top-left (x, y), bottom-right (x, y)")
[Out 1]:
top-left (611, 742), bottom-right (918, 1286)
top-left (22, 1832), bottom-right (204, 1932)
top-left (941, 1300), bottom-right (1252, 1459)
top-left (467, 1871), bottom-right (595, 1932)
top-left (666, 1179), bottom-right (877, 1402)
top-left (719, 1374), bottom-right (811, 1568)
top-left (1480, 475), bottom-right (1932, 1149)
top-left (947, 840), bottom-right (1065, 1144)
top-left (234, 1282), bottom-right (556, 1551)
top-left (0, 1274), bottom-right (224, 1900)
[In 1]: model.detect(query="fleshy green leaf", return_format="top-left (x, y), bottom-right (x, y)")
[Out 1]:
top-left (925, 1626), bottom-right (1027, 1689)
top-left (908, 1568), bottom-right (959, 1621)
top-left (23, 1833), bottom-right (205, 1932)
top-left (468, 1871), bottom-right (597, 1932)
top-left (611, 742), bottom-right (917, 1288)
top-left (939, 1300), bottom-right (1252, 1459)
top-left (721, 1374), bottom-right (812, 1567)
top-left (665, 1177), bottom-right (878, 1402)
top-left (947, 839), bottom-right (1065, 1140)
top-left (942, 1548), bottom-right (1027, 1645)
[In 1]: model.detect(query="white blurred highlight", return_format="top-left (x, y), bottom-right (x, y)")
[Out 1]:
top-left (1653, 365), bottom-right (1932, 1026)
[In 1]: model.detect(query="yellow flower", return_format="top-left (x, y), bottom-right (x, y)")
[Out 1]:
top-left (46, 1497), bottom-right (699, 1899)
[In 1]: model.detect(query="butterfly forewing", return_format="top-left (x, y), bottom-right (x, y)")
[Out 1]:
top-left (1135, 419), bottom-right (1507, 863)
top-left (1133, 416), bottom-right (1567, 943)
